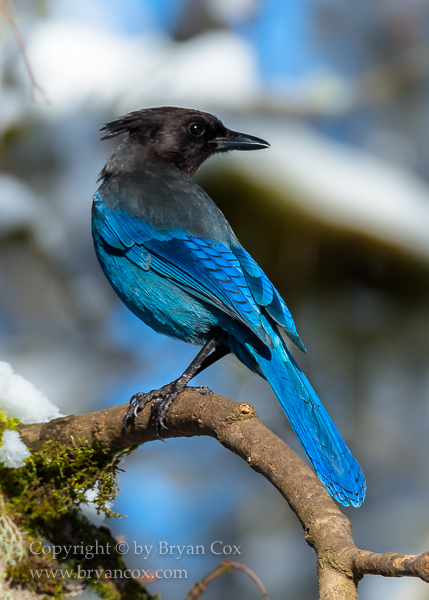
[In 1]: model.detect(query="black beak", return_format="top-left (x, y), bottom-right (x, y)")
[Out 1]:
top-left (210, 129), bottom-right (270, 152)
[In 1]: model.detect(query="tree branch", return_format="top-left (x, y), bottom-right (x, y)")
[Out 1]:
top-left (353, 549), bottom-right (429, 581)
top-left (19, 390), bottom-right (429, 599)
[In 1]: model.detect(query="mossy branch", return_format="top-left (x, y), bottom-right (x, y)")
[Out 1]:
top-left (16, 390), bottom-right (429, 598)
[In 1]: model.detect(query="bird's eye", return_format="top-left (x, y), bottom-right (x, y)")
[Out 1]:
top-left (188, 122), bottom-right (205, 137)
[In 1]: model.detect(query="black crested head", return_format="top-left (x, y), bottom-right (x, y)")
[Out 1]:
top-left (99, 106), bottom-right (270, 179)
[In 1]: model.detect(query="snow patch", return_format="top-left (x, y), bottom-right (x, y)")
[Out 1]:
top-left (0, 430), bottom-right (31, 468)
top-left (0, 361), bottom-right (63, 424)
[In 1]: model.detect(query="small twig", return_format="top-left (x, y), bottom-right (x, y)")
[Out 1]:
top-left (0, 0), bottom-right (49, 102)
top-left (185, 558), bottom-right (269, 600)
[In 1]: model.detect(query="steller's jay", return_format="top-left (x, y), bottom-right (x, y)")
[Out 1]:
top-left (92, 107), bottom-right (366, 507)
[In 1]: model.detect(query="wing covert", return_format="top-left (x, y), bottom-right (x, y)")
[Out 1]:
top-left (232, 247), bottom-right (306, 352)
top-left (93, 192), bottom-right (305, 351)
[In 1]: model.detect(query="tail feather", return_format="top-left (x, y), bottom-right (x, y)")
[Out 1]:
top-left (243, 334), bottom-right (366, 507)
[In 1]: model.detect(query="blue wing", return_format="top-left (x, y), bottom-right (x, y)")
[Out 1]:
top-left (93, 192), bottom-right (305, 350)
top-left (93, 192), bottom-right (365, 507)
top-left (232, 247), bottom-right (306, 352)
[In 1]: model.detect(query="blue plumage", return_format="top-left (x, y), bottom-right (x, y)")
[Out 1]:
top-left (92, 107), bottom-right (366, 507)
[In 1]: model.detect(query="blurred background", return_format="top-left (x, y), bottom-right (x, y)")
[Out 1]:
top-left (2, 1), bottom-right (429, 598)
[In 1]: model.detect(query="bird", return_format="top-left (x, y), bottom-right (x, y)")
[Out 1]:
top-left (91, 106), bottom-right (366, 507)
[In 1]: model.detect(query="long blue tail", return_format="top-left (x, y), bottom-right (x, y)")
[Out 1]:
top-left (240, 327), bottom-right (366, 507)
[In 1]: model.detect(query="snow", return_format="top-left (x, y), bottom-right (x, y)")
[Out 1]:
top-left (0, 361), bottom-right (63, 424)
top-left (0, 361), bottom-right (63, 468)
top-left (0, 430), bottom-right (31, 468)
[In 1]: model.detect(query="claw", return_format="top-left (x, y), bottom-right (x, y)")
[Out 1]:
top-left (123, 379), bottom-right (209, 436)
top-left (122, 391), bottom-right (151, 431)
top-left (123, 413), bottom-right (130, 431)
top-left (155, 422), bottom-right (169, 442)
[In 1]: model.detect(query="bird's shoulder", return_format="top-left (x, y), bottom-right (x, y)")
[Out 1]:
top-left (95, 161), bottom-right (236, 246)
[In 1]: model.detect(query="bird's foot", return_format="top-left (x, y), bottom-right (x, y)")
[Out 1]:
top-left (123, 381), bottom-right (213, 438)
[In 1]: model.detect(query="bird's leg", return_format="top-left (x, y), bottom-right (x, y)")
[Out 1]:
top-left (124, 336), bottom-right (218, 436)
top-left (187, 342), bottom-right (230, 379)
top-left (123, 330), bottom-right (229, 437)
